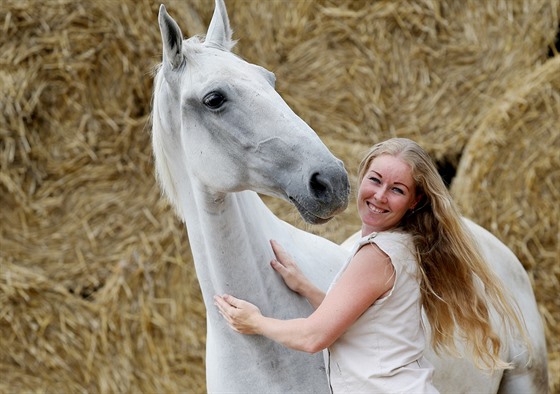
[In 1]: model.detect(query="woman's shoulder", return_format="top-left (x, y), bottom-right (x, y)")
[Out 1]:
top-left (360, 230), bottom-right (415, 263)
top-left (361, 229), bottom-right (413, 246)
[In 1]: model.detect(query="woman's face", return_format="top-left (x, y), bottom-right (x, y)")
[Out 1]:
top-left (358, 154), bottom-right (421, 235)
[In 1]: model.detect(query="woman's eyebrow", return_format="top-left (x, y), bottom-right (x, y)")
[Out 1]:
top-left (371, 170), bottom-right (411, 191)
top-left (396, 182), bottom-right (411, 191)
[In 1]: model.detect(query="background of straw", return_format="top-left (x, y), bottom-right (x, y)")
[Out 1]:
top-left (1, 0), bottom-right (558, 392)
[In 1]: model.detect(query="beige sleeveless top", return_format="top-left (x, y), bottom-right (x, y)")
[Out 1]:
top-left (325, 231), bottom-right (439, 393)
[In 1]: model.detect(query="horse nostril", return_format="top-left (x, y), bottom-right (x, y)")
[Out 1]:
top-left (309, 172), bottom-right (330, 199)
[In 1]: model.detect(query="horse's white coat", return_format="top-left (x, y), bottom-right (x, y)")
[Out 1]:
top-left (152, 1), bottom-right (548, 392)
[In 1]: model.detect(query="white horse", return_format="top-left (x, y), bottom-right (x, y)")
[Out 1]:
top-left (151, 1), bottom-right (548, 393)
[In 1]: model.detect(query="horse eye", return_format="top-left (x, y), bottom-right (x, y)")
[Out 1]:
top-left (203, 92), bottom-right (226, 109)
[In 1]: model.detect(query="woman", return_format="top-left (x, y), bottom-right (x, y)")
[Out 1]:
top-left (214, 138), bottom-right (526, 393)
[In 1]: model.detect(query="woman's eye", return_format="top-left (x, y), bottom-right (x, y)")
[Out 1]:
top-left (369, 177), bottom-right (381, 184)
top-left (392, 187), bottom-right (405, 195)
top-left (203, 92), bottom-right (226, 109)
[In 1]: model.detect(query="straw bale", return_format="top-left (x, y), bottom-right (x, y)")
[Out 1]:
top-left (451, 55), bottom-right (560, 393)
top-left (1, 0), bottom-right (206, 392)
top-left (227, 0), bottom-right (559, 163)
top-left (1, 0), bottom-right (559, 392)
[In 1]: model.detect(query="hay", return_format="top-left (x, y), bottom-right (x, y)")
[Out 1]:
top-left (451, 55), bottom-right (560, 393)
top-left (229, 0), bottom-right (558, 162)
top-left (1, 0), bottom-right (205, 392)
top-left (1, 0), bottom-right (559, 392)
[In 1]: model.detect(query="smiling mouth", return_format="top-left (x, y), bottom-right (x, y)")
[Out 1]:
top-left (367, 202), bottom-right (387, 214)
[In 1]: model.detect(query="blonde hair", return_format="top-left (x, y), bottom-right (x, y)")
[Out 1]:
top-left (357, 138), bottom-right (528, 371)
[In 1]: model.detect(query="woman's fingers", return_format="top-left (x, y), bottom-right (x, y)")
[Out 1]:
top-left (222, 294), bottom-right (238, 307)
top-left (214, 295), bottom-right (237, 322)
top-left (214, 294), bottom-right (238, 311)
top-left (270, 240), bottom-right (292, 265)
top-left (270, 240), bottom-right (300, 273)
top-left (270, 258), bottom-right (286, 274)
top-left (214, 294), bottom-right (262, 334)
top-left (214, 295), bottom-right (229, 315)
top-left (214, 295), bottom-right (244, 332)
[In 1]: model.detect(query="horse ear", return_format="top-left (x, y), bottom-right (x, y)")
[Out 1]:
top-left (158, 4), bottom-right (184, 70)
top-left (205, 0), bottom-right (234, 51)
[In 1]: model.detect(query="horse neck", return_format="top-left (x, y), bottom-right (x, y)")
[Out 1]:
top-left (179, 181), bottom-right (282, 304)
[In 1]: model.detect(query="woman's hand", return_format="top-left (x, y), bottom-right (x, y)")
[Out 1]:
top-left (269, 240), bottom-right (308, 294)
top-left (270, 240), bottom-right (325, 309)
top-left (213, 294), bottom-right (263, 335)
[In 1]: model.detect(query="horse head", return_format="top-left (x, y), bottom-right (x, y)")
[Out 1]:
top-left (153, 1), bottom-right (349, 224)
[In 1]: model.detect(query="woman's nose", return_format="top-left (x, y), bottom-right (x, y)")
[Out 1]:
top-left (374, 188), bottom-right (388, 202)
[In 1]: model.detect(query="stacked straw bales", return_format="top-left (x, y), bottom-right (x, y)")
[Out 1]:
top-left (1, 0), bottom-right (206, 392)
top-left (1, 0), bottom-right (558, 392)
top-left (452, 54), bottom-right (560, 386)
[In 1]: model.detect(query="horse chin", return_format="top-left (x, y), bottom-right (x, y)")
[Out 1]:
top-left (290, 198), bottom-right (334, 225)
top-left (300, 211), bottom-right (333, 224)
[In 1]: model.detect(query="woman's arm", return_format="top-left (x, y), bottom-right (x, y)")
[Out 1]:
top-left (214, 243), bottom-right (395, 353)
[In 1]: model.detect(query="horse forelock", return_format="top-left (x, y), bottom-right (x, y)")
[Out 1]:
top-left (183, 35), bottom-right (204, 51)
top-left (181, 35), bottom-right (237, 55)
top-left (203, 38), bottom-right (238, 52)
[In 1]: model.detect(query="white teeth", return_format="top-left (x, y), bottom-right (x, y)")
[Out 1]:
top-left (367, 202), bottom-right (385, 213)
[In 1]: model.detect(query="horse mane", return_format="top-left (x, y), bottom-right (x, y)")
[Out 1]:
top-left (150, 67), bottom-right (184, 220)
top-left (203, 35), bottom-right (238, 51)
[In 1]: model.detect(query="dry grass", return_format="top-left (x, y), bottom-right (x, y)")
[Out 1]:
top-left (452, 55), bottom-right (560, 391)
top-left (1, 0), bottom-right (558, 392)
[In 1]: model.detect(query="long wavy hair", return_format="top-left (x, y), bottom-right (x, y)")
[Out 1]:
top-left (357, 137), bottom-right (528, 370)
